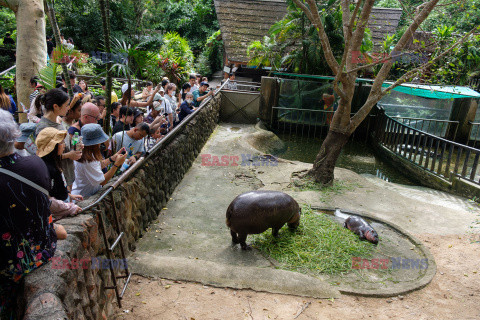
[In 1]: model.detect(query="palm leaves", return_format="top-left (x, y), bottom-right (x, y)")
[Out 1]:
top-left (38, 62), bottom-right (60, 91)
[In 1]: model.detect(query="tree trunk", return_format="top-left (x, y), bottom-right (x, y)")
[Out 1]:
top-left (99, 0), bottom-right (112, 134)
top-left (45, 0), bottom-right (73, 98)
top-left (0, 0), bottom-right (47, 123)
top-left (308, 130), bottom-right (351, 185)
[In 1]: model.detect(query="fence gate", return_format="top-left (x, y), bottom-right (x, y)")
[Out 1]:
top-left (219, 82), bottom-right (261, 123)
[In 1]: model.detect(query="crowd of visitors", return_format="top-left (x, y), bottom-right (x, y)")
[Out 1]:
top-left (0, 65), bottom-right (216, 316)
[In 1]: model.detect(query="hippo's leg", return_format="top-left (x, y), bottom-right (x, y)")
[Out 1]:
top-left (272, 227), bottom-right (280, 238)
top-left (358, 230), bottom-right (365, 240)
top-left (238, 233), bottom-right (251, 250)
top-left (230, 230), bottom-right (239, 244)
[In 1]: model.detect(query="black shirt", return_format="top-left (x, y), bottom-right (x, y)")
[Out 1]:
top-left (47, 40), bottom-right (54, 56)
top-left (0, 153), bottom-right (57, 281)
top-left (44, 161), bottom-right (68, 201)
top-left (179, 101), bottom-right (195, 122)
top-left (60, 84), bottom-right (83, 94)
top-left (3, 37), bottom-right (14, 45)
top-left (112, 121), bottom-right (130, 135)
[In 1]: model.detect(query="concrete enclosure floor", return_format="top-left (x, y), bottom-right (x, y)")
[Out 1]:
top-left (126, 123), bottom-right (479, 299)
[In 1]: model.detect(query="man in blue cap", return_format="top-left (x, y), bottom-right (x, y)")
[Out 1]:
top-left (192, 81), bottom-right (214, 108)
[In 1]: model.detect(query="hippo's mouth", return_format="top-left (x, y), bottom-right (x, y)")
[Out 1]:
top-left (365, 230), bottom-right (378, 244)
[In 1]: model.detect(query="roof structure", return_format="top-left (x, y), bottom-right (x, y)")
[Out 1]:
top-left (214, 0), bottom-right (403, 65)
top-left (367, 7), bottom-right (403, 49)
top-left (213, 0), bottom-right (288, 64)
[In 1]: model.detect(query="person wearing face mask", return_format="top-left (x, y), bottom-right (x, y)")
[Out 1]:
top-left (165, 83), bottom-right (177, 107)
top-left (178, 92), bottom-right (197, 123)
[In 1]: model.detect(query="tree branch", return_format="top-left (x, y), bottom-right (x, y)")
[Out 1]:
top-left (349, 0), bottom-right (375, 53)
top-left (292, 0), bottom-right (340, 75)
top-left (349, 27), bottom-right (475, 131)
top-left (0, 0), bottom-right (18, 10)
top-left (369, 0), bottom-right (440, 99)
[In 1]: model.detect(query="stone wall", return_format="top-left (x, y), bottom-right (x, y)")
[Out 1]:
top-left (18, 94), bottom-right (222, 320)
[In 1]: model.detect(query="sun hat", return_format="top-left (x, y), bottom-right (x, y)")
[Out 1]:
top-left (81, 123), bottom-right (109, 146)
top-left (121, 83), bottom-right (130, 94)
top-left (153, 101), bottom-right (164, 112)
top-left (17, 123), bottom-right (37, 143)
top-left (35, 127), bottom-right (67, 158)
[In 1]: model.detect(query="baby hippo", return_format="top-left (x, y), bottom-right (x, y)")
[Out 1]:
top-left (344, 215), bottom-right (379, 244)
top-left (226, 190), bottom-right (301, 250)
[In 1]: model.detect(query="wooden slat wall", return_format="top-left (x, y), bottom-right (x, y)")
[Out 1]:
top-left (214, 0), bottom-right (403, 64)
top-left (214, 0), bottom-right (288, 63)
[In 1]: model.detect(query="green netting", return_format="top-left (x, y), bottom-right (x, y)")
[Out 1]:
top-left (276, 78), bottom-right (334, 126)
top-left (273, 72), bottom-right (480, 99)
top-left (381, 82), bottom-right (480, 99)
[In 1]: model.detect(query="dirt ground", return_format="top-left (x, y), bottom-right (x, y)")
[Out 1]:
top-left (113, 233), bottom-right (480, 320)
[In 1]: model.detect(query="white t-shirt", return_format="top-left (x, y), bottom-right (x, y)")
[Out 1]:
top-left (71, 161), bottom-right (104, 197)
top-left (161, 99), bottom-right (173, 115)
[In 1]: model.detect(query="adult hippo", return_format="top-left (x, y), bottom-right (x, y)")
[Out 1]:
top-left (226, 190), bottom-right (301, 250)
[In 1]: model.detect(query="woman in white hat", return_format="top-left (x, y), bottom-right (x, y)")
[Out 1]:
top-left (72, 124), bottom-right (127, 197)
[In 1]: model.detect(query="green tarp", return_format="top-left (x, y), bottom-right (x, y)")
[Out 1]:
top-left (381, 82), bottom-right (480, 99)
top-left (272, 72), bottom-right (480, 100)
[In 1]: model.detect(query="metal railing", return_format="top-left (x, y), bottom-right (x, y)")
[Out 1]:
top-left (390, 116), bottom-right (459, 140)
top-left (468, 122), bottom-right (480, 147)
top-left (0, 64), bottom-right (15, 77)
top-left (374, 111), bottom-right (480, 186)
top-left (221, 80), bottom-right (261, 92)
top-left (469, 77), bottom-right (480, 92)
top-left (268, 106), bottom-right (372, 141)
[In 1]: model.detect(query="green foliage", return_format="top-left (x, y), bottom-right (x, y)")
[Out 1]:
top-left (48, 0), bottom-right (104, 53)
top-left (0, 8), bottom-right (16, 40)
top-left (194, 29), bottom-right (223, 77)
top-left (427, 33), bottom-right (480, 86)
top-left (49, 0), bottom-right (218, 62)
top-left (75, 59), bottom-right (96, 76)
top-left (194, 51), bottom-right (211, 79)
top-left (143, 0), bottom-right (219, 54)
top-left (38, 63), bottom-right (60, 91)
top-left (0, 70), bottom-right (15, 94)
top-left (251, 205), bottom-right (377, 275)
top-left (247, 0), bottom-right (344, 75)
top-left (247, 37), bottom-right (283, 71)
top-left (159, 32), bottom-right (195, 82)
top-left (377, 0), bottom-right (480, 33)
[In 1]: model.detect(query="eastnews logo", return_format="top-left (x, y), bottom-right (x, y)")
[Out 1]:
top-left (201, 154), bottom-right (278, 167)
top-left (352, 257), bottom-right (429, 270)
top-left (51, 257), bottom-right (128, 270)
top-left (351, 51), bottom-right (429, 65)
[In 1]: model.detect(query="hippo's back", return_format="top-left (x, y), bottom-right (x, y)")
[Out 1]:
top-left (226, 190), bottom-right (299, 234)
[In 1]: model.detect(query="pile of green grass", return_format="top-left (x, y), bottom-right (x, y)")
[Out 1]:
top-left (251, 206), bottom-right (376, 275)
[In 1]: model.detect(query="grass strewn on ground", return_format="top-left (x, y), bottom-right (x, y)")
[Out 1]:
top-left (251, 205), bottom-right (377, 275)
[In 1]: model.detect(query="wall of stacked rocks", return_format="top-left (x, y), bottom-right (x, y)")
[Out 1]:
top-left (19, 95), bottom-right (222, 320)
